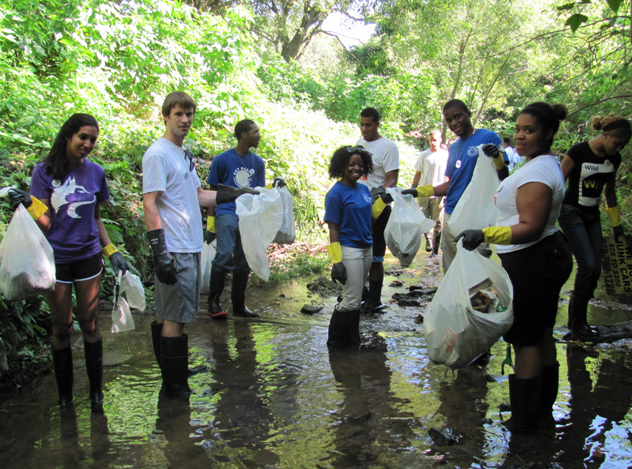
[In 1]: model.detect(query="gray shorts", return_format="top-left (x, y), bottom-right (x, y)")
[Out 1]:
top-left (155, 252), bottom-right (201, 324)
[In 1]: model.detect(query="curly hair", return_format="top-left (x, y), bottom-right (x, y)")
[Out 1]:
top-left (328, 145), bottom-right (374, 179)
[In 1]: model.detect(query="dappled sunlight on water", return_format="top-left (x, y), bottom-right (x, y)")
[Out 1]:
top-left (2, 253), bottom-right (632, 467)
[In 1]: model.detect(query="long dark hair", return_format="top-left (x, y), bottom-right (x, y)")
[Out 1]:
top-left (44, 113), bottom-right (99, 180)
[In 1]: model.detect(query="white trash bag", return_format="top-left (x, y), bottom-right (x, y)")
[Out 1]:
top-left (200, 240), bottom-right (216, 295)
top-left (236, 188), bottom-right (283, 282)
top-left (273, 186), bottom-right (295, 245)
top-left (424, 240), bottom-right (514, 368)
top-left (448, 144), bottom-right (501, 236)
top-left (0, 204), bottom-right (56, 301)
top-left (384, 187), bottom-right (435, 267)
top-left (120, 271), bottom-right (146, 312)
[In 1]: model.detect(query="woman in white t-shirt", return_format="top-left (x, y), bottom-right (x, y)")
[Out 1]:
top-left (456, 102), bottom-right (572, 433)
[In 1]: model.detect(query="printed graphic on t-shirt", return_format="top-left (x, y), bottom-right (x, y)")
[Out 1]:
top-left (578, 160), bottom-right (614, 207)
top-left (51, 177), bottom-right (96, 218)
top-left (233, 167), bottom-right (255, 188)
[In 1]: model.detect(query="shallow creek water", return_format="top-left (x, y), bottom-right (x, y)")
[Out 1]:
top-left (2, 252), bottom-right (632, 468)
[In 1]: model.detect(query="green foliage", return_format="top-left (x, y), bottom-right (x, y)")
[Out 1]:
top-left (251, 249), bottom-right (330, 286)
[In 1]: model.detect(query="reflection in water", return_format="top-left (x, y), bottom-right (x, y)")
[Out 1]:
top-left (563, 345), bottom-right (632, 467)
top-left (327, 348), bottom-right (418, 467)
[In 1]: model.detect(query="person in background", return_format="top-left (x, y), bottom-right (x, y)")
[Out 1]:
top-left (402, 99), bottom-right (508, 272)
top-left (206, 119), bottom-right (282, 320)
top-left (143, 92), bottom-right (255, 398)
top-left (411, 130), bottom-right (449, 257)
top-left (558, 115), bottom-right (631, 340)
top-left (9, 113), bottom-right (129, 413)
top-left (503, 137), bottom-right (522, 171)
top-left (356, 108), bottom-right (399, 311)
top-left (456, 102), bottom-right (572, 433)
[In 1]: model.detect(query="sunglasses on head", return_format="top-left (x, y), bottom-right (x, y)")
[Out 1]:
top-left (345, 145), bottom-right (370, 155)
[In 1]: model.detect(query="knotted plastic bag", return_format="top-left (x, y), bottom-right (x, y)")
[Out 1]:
top-left (448, 145), bottom-right (500, 235)
top-left (120, 271), bottom-right (146, 312)
top-left (384, 187), bottom-right (435, 267)
top-left (236, 188), bottom-right (283, 282)
top-left (0, 204), bottom-right (55, 301)
top-left (424, 240), bottom-right (514, 368)
top-left (112, 296), bottom-right (135, 333)
top-left (273, 186), bottom-right (296, 245)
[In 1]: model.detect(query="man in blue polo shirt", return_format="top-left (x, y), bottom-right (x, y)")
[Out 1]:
top-left (403, 99), bottom-right (508, 272)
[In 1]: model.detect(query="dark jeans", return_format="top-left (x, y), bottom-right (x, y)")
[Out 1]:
top-left (211, 213), bottom-right (250, 274)
top-left (557, 204), bottom-right (603, 300)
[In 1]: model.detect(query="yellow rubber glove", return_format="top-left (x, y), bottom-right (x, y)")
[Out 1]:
top-left (326, 242), bottom-right (343, 264)
top-left (101, 243), bottom-right (119, 257)
top-left (606, 207), bottom-right (621, 227)
top-left (416, 185), bottom-right (434, 198)
top-left (482, 226), bottom-right (512, 245)
top-left (27, 197), bottom-right (47, 220)
top-left (372, 197), bottom-right (387, 219)
top-left (207, 216), bottom-right (216, 233)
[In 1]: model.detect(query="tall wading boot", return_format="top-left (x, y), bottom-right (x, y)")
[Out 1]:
top-left (160, 334), bottom-right (192, 399)
top-left (568, 293), bottom-right (599, 340)
top-left (231, 270), bottom-right (260, 318)
top-left (347, 309), bottom-right (361, 348)
top-left (431, 232), bottom-right (441, 257)
top-left (151, 321), bottom-right (163, 368)
top-left (327, 308), bottom-right (356, 348)
top-left (207, 267), bottom-right (228, 319)
top-left (366, 279), bottom-right (385, 312)
top-left (536, 362), bottom-right (559, 429)
top-left (502, 375), bottom-right (541, 434)
top-left (52, 345), bottom-right (74, 408)
top-left (84, 339), bottom-right (104, 413)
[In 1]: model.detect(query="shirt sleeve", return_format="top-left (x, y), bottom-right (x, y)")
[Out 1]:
top-left (96, 165), bottom-right (110, 203)
top-left (29, 164), bottom-right (51, 201)
top-left (383, 141), bottom-right (400, 173)
top-left (445, 147), bottom-right (457, 179)
top-left (324, 188), bottom-right (342, 225)
top-left (414, 152), bottom-right (425, 172)
top-left (142, 152), bottom-right (168, 194)
top-left (207, 155), bottom-right (221, 186)
top-left (256, 157), bottom-right (265, 188)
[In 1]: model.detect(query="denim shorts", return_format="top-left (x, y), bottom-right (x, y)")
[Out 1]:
top-left (499, 231), bottom-right (572, 346)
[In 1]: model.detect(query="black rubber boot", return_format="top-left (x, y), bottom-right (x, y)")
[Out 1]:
top-left (502, 375), bottom-right (541, 434)
top-left (52, 345), bottom-right (74, 408)
top-left (207, 267), bottom-right (228, 319)
top-left (347, 309), bottom-right (361, 348)
top-left (232, 270), bottom-right (260, 318)
top-left (536, 362), bottom-right (559, 429)
top-left (431, 232), bottom-right (441, 257)
top-left (160, 334), bottom-right (192, 399)
top-left (327, 308), bottom-right (357, 348)
top-left (84, 339), bottom-right (104, 413)
top-left (569, 293), bottom-right (598, 340)
top-left (424, 233), bottom-right (432, 252)
top-left (151, 321), bottom-right (163, 368)
top-left (366, 279), bottom-right (385, 311)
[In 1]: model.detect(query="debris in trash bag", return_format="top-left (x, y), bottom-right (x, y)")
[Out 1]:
top-left (300, 305), bottom-right (323, 315)
top-left (468, 277), bottom-right (494, 296)
top-left (0, 270), bottom-right (55, 301)
top-left (428, 427), bottom-right (463, 446)
top-left (469, 280), bottom-right (507, 314)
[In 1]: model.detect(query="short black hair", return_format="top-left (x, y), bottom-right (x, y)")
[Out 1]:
top-left (360, 107), bottom-right (380, 123)
top-left (329, 146), bottom-right (374, 179)
top-left (503, 137), bottom-right (511, 145)
top-left (442, 99), bottom-right (470, 114)
top-left (235, 119), bottom-right (256, 140)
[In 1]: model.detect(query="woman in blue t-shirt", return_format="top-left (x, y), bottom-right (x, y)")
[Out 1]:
top-left (324, 145), bottom-right (382, 348)
top-left (9, 114), bottom-right (128, 413)
top-left (559, 115), bottom-right (631, 340)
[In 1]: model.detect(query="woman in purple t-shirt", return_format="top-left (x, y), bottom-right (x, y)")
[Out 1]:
top-left (9, 114), bottom-right (128, 413)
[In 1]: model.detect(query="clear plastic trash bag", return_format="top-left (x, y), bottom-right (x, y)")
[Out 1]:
top-left (273, 186), bottom-right (296, 245)
top-left (200, 239), bottom-right (216, 295)
top-left (424, 240), bottom-right (514, 368)
top-left (120, 271), bottom-right (146, 312)
top-left (111, 296), bottom-right (135, 333)
top-left (0, 204), bottom-right (55, 301)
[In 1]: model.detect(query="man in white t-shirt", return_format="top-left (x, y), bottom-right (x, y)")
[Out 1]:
top-left (411, 130), bottom-right (448, 257)
top-left (143, 91), bottom-right (256, 399)
top-left (503, 137), bottom-right (522, 171)
top-left (356, 107), bottom-right (399, 311)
